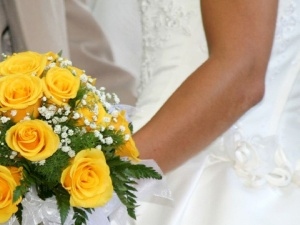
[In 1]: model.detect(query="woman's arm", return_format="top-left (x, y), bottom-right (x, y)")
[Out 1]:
top-left (134, 0), bottom-right (278, 172)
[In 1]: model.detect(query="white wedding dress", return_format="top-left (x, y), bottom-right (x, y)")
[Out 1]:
top-left (92, 0), bottom-right (300, 224)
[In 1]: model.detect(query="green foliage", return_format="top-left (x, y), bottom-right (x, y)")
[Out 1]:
top-left (54, 186), bottom-right (71, 225)
top-left (33, 150), bottom-right (70, 186)
top-left (107, 156), bottom-right (162, 219)
top-left (13, 168), bottom-right (34, 202)
top-left (73, 208), bottom-right (93, 225)
top-left (15, 203), bottom-right (23, 225)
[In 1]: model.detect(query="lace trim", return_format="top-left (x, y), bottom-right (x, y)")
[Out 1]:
top-left (138, 0), bottom-right (194, 93)
top-left (268, 0), bottom-right (297, 80)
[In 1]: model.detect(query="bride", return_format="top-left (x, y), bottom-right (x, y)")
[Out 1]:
top-left (92, 0), bottom-right (300, 224)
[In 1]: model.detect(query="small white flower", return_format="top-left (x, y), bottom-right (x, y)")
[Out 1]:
top-left (10, 110), bottom-right (17, 117)
top-left (65, 138), bottom-right (71, 144)
top-left (57, 108), bottom-right (63, 115)
top-left (22, 116), bottom-right (31, 121)
top-left (68, 130), bottom-right (74, 136)
top-left (92, 115), bottom-right (98, 122)
top-left (108, 125), bottom-right (115, 130)
top-left (42, 96), bottom-right (47, 102)
top-left (62, 146), bottom-right (71, 152)
top-left (111, 110), bottom-right (119, 118)
top-left (68, 150), bottom-right (76, 158)
top-left (48, 62), bottom-right (56, 68)
top-left (94, 130), bottom-right (101, 137)
top-left (124, 134), bottom-right (130, 141)
top-left (103, 117), bottom-right (111, 123)
top-left (80, 74), bottom-right (88, 83)
top-left (61, 132), bottom-right (68, 139)
top-left (84, 119), bottom-right (90, 126)
top-left (119, 126), bottom-right (126, 132)
top-left (96, 145), bottom-right (102, 150)
top-left (60, 116), bottom-right (68, 122)
top-left (73, 112), bottom-right (80, 120)
top-left (54, 125), bottom-right (62, 134)
top-left (89, 123), bottom-right (97, 130)
top-left (39, 160), bottom-right (46, 166)
top-left (105, 137), bottom-right (113, 145)
top-left (1, 116), bottom-right (10, 123)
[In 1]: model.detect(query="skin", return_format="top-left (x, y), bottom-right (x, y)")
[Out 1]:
top-left (133, 0), bottom-right (279, 173)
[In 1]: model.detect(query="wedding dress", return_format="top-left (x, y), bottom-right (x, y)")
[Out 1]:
top-left (92, 0), bottom-right (300, 224)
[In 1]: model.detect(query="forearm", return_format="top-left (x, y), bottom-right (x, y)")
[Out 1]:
top-left (134, 57), bottom-right (263, 172)
top-left (134, 0), bottom-right (278, 172)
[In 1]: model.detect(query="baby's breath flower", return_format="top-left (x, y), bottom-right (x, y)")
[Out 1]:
top-left (62, 146), bottom-right (71, 153)
top-left (84, 119), bottom-right (90, 126)
top-left (119, 126), bottom-right (126, 132)
top-left (1, 116), bottom-right (11, 123)
top-left (10, 110), bottom-right (17, 117)
top-left (124, 134), bottom-right (130, 141)
top-left (62, 126), bottom-right (69, 132)
top-left (105, 137), bottom-right (113, 145)
top-left (96, 145), bottom-right (102, 150)
top-left (60, 116), bottom-right (68, 123)
top-left (68, 129), bottom-right (74, 136)
top-left (92, 115), bottom-right (98, 122)
top-left (72, 112), bottom-right (80, 120)
top-left (89, 123), bottom-right (97, 130)
top-left (61, 132), bottom-right (68, 139)
top-left (48, 62), bottom-right (56, 68)
top-left (111, 110), bottom-right (119, 118)
top-left (68, 150), bottom-right (76, 158)
top-left (22, 116), bottom-right (31, 121)
top-left (112, 93), bottom-right (120, 104)
top-left (54, 125), bottom-right (62, 134)
top-left (39, 160), bottom-right (46, 166)
top-left (65, 138), bottom-right (71, 144)
top-left (103, 117), bottom-right (111, 123)
top-left (108, 125), bottom-right (114, 130)
top-left (80, 74), bottom-right (88, 83)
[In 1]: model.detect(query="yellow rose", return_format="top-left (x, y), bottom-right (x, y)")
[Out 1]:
top-left (75, 92), bottom-right (107, 130)
top-left (42, 67), bottom-right (80, 106)
top-left (7, 167), bottom-right (22, 186)
top-left (0, 51), bottom-right (47, 77)
top-left (115, 137), bottom-right (139, 162)
top-left (0, 166), bottom-right (22, 223)
top-left (6, 120), bottom-right (60, 161)
top-left (0, 74), bottom-right (43, 122)
top-left (61, 149), bottom-right (113, 208)
top-left (110, 111), bottom-right (139, 161)
top-left (109, 111), bottom-right (131, 133)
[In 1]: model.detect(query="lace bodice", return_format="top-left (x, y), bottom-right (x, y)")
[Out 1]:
top-left (135, 0), bottom-right (300, 188)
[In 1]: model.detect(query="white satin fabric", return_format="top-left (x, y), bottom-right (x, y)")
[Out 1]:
top-left (103, 0), bottom-right (300, 224)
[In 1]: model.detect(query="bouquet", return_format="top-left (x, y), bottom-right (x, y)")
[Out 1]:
top-left (0, 51), bottom-right (162, 224)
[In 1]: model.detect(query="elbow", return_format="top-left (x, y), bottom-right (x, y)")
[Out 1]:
top-left (240, 60), bottom-right (267, 109)
top-left (248, 78), bottom-right (265, 106)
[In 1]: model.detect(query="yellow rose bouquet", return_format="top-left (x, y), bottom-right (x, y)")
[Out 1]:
top-left (0, 51), bottom-right (162, 224)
